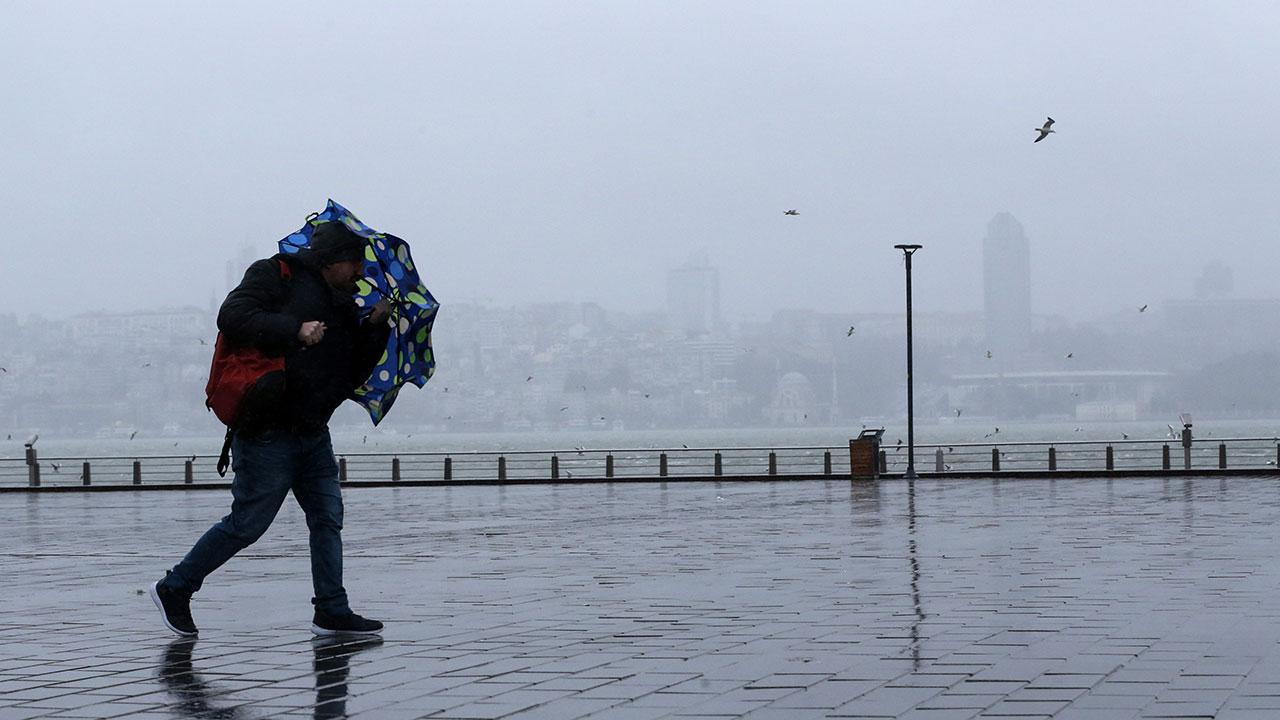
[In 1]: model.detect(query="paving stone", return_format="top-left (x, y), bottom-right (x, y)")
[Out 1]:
top-left (7, 477), bottom-right (1280, 718)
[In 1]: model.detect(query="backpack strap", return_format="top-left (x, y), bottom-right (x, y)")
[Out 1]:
top-left (216, 427), bottom-right (234, 477)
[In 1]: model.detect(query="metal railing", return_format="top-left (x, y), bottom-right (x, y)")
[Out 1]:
top-left (4, 436), bottom-right (1280, 490)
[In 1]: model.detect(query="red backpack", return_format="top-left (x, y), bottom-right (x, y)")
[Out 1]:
top-left (205, 259), bottom-right (291, 475)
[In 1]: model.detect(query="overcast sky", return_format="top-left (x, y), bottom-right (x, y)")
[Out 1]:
top-left (2, 1), bottom-right (1277, 322)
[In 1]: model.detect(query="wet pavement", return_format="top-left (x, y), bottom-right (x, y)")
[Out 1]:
top-left (4, 476), bottom-right (1280, 718)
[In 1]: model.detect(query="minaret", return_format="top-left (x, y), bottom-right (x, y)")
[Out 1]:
top-left (829, 355), bottom-right (839, 425)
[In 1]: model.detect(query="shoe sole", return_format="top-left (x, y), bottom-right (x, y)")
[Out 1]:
top-left (149, 581), bottom-right (198, 637)
top-left (310, 623), bottom-right (383, 637)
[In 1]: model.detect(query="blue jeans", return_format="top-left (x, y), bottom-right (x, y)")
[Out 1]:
top-left (161, 428), bottom-right (351, 616)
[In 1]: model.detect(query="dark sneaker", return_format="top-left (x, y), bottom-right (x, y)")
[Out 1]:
top-left (150, 580), bottom-right (198, 637)
top-left (311, 610), bottom-right (383, 636)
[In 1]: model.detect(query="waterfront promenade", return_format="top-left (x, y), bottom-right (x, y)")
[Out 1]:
top-left (5, 476), bottom-right (1280, 718)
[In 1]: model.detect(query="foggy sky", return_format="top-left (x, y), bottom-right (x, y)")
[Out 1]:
top-left (2, 1), bottom-right (1278, 322)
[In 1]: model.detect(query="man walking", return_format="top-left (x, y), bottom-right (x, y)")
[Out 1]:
top-left (151, 221), bottom-right (391, 637)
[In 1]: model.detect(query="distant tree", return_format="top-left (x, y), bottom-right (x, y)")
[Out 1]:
top-left (1176, 351), bottom-right (1280, 413)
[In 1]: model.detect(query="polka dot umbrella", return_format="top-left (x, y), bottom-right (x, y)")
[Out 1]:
top-left (279, 199), bottom-right (439, 425)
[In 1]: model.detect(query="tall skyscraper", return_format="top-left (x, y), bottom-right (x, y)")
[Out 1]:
top-left (982, 213), bottom-right (1031, 354)
top-left (666, 252), bottom-right (721, 336)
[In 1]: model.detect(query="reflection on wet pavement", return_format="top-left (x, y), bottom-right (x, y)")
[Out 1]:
top-left (313, 637), bottom-right (383, 720)
top-left (6, 477), bottom-right (1280, 717)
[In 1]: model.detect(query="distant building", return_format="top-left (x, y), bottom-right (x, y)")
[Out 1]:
top-left (766, 372), bottom-right (816, 425)
top-left (982, 213), bottom-right (1031, 355)
top-left (666, 253), bottom-right (720, 336)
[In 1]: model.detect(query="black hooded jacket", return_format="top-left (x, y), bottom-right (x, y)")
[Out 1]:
top-left (216, 252), bottom-right (390, 432)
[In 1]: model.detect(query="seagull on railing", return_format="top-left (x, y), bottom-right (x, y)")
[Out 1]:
top-left (1034, 117), bottom-right (1055, 143)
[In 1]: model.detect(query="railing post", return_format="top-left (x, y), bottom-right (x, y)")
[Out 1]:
top-left (83, 461), bottom-right (92, 486)
top-left (768, 452), bottom-right (777, 476)
top-left (935, 448), bottom-right (944, 472)
top-left (878, 449), bottom-right (887, 474)
top-left (25, 446), bottom-right (38, 487)
top-left (1105, 445), bottom-right (1114, 471)
top-left (824, 450), bottom-right (833, 476)
top-left (1163, 444), bottom-right (1171, 470)
top-left (184, 459), bottom-right (193, 484)
top-left (338, 457), bottom-right (347, 483)
top-left (714, 452), bottom-right (722, 476)
top-left (498, 456), bottom-right (506, 482)
top-left (991, 448), bottom-right (1000, 471)
top-left (392, 457), bottom-right (401, 482)
top-left (606, 454), bottom-right (614, 478)
top-left (444, 456), bottom-right (452, 481)
top-left (551, 455), bottom-right (559, 480)
top-left (1219, 443), bottom-right (1227, 469)
top-left (659, 453), bottom-right (668, 477)
top-left (133, 460), bottom-right (142, 485)
top-left (1276, 443), bottom-right (1279, 469)
top-left (1048, 446), bottom-right (1057, 471)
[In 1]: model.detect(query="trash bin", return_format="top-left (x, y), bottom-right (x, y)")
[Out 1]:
top-left (850, 428), bottom-right (884, 480)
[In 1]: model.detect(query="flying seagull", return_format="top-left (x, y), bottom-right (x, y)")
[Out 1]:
top-left (1138, 304), bottom-right (1148, 313)
top-left (985, 350), bottom-right (993, 359)
top-left (1066, 352), bottom-right (1073, 358)
top-left (1034, 117), bottom-right (1055, 143)
top-left (783, 209), bottom-right (799, 216)
top-left (846, 326), bottom-right (855, 337)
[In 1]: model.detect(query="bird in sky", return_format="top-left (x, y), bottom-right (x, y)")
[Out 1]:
top-left (141, 363), bottom-right (152, 368)
top-left (560, 406), bottom-right (569, 412)
top-left (783, 209), bottom-right (799, 216)
top-left (985, 350), bottom-right (993, 359)
top-left (1122, 433), bottom-right (1129, 439)
top-left (129, 431), bottom-right (137, 440)
top-left (526, 376), bottom-right (533, 382)
top-left (51, 463), bottom-right (60, 473)
top-left (0, 367), bottom-right (7, 373)
top-left (1066, 352), bottom-right (1073, 358)
top-left (197, 338), bottom-right (207, 345)
top-left (1138, 304), bottom-right (1148, 313)
top-left (955, 408), bottom-right (962, 418)
top-left (1034, 117), bottom-right (1055, 143)
top-left (846, 326), bottom-right (855, 337)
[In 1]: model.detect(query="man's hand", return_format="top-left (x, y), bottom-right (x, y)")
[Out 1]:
top-left (298, 320), bottom-right (326, 346)
top-left (369, 299), bottom-right (391, 325)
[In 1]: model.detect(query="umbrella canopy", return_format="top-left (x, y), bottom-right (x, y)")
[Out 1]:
top-left (279, 199), bottom-right (439, 424)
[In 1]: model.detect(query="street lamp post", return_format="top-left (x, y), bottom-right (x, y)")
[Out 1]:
top-left (894, 244), bottom-right (922, 479)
